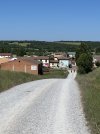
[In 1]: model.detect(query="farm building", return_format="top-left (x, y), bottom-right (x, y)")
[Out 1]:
top-left (51, 52), bottom-right (67, 58)
top-left (50, 60), bottom-right (59, 68)
top-left (67, 52), bottom-right (76, 58)
top-left (0, 58), bottom-right (10, 64)
top-left (32, 56), bottom-right (49, 67)
top-left (0, 53), bottom-right (12, 58)
top-left (0, 58), bottom-right (43, 75)
top-left (93, 55), bottom-right (100, 62)
top-left (58, 57), bottom-right (71, 68)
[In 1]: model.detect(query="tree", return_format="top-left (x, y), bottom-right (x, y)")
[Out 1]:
top-left (76, 43), bottom-right (93, 74)
top-left (76, 42), bottom-right (92, 60)
top-left (77, 53), bottom-right (93, 73)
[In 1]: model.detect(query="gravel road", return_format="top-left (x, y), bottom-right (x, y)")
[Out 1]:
top-left (0, 72), bottom-right (90, 134)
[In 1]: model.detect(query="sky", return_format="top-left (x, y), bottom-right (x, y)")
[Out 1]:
top-left (0, 0), bottom-right (100, 41)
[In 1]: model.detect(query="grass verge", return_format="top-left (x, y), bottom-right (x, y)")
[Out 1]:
top-left (0, 69), bottom-right (68, 92)
top-left (76, 68), bottom-right (100, 134)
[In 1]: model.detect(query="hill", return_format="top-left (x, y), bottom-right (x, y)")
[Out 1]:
top-left (0, 41), bottom-right (100, 56)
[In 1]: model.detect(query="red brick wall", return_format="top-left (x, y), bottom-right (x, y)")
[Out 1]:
top-left (0, 60), bottom-right (39, 75)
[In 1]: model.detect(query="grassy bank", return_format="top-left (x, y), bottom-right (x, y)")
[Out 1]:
top-left (0, 69), bottom-right (68, 92)
top-left (77, 68), bottom-right (100, 134)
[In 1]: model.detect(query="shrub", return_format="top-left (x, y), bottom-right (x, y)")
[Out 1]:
top-left (77, 53), bottom-right (93, 74)
top-left (95, 61), bottom-right (100, 67)
top-left (76, 43), bottom-right (93, 74)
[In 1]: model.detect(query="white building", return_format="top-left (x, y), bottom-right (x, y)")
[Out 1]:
top-left (50, 60), bottom-right (59, 68)
top-left (67, 52), bottom-right (76, 58)
top-left (0, 53), bottom-right (12, 58)
top-left (32, 56), bottom-right (50, 67)
top-left (58, 57), bottom-right (71, 68)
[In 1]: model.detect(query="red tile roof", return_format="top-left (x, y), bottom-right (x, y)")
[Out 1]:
top-left (0, 53), bottom-right (12, 56)
top-left (32, 56), bottom-right (49, 60)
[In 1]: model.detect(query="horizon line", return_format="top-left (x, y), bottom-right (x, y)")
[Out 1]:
top-left (0, 40), bottom-right (100, 42)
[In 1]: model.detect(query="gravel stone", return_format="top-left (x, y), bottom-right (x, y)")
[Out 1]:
top-left (0, 72), bottom-right (90, 134)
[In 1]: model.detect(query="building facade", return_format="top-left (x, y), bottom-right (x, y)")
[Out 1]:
top-left (0, 58), bottom-right (43, 75)
top-left (0, 53), bottom-right (12, 58)
top-left (32, 56), bottom-right (49, 67)
top-left (58, 57), bottom-right (71, 68)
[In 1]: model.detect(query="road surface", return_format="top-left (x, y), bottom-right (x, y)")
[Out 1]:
top-left (0, 72), bottom-right (90, 134)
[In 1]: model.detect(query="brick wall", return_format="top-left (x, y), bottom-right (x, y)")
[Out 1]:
top-left (0, 59), bottom-right (39, 75)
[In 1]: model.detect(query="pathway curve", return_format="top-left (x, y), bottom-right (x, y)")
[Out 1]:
top-left (0, 72), bottom-right (90, 134)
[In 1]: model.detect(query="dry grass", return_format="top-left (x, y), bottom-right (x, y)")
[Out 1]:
top-left (0, 69), bottom-right (68, 92)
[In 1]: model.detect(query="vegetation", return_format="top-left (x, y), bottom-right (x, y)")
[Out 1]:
top-left (95, 61), bottom-right (100, 67)
top-left (0, 41), bottom-right (100, 56)
top-left (77, 68), bottom-right (100, 134)
top-left (76, 43), bottom-right (93, 74)
top-left (55, 41), bottom-right (81, 45)
top-left (42, 69), bottom-right (68, 79)
top-left (0, 69), bottom-right (68, 92)
top-left (0, 41), bottom-right (78, 56)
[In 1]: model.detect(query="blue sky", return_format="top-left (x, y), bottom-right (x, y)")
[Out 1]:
top-left (0, 0), bottom-right (100, 41)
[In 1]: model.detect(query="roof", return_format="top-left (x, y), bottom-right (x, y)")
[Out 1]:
top-left (18, 57), bottom-right (42, 64)
top-left (53, 52), bottom-right (66, 55)
top-left (57, 57), bottom-right (71, 60)
top-left (1, 57), bottom-right (42, 65)
top-left (0, 53), bottom-right (12, 56)
top-left (37, 56), bottom-right (49, 60)
top-left (67, 52), bottom-right (76, 55)
top-left (32, 56), bottom-right (49, 60)
top-left (50, 60), bottom-right (59, 63)
top-left (94, 55), bottom-right (100, 61)
top-left (0, 58), bottom-right (10, 64)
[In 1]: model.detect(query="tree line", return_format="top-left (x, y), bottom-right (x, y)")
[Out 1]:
top-left (0, 41), bottom-right (100, 56)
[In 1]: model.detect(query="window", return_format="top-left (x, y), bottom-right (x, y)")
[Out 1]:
top-left (45, 60), bottom-right (47, 62)
top-left (31, 65), bottom-right (37, 70)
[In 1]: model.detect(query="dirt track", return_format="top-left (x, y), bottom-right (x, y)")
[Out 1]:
top-left (0, 72), bottom-right (90, 134)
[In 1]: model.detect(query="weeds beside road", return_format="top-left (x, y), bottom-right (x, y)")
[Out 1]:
top-left (0, 69), bottom-right (68, 92)
top-left (77, 68), bottom-right (100, 134)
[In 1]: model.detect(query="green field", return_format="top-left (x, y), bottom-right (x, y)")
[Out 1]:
top-left (0, 69), bottom-right (68, 92)
top-left (19, 43), bottom-right (31, 46)
top-left (77, 68), bottom-right (100, 134)
top-left (9, 42), bottom-right (31, 46)
top-left (56, 41), bottom-right (81, 45)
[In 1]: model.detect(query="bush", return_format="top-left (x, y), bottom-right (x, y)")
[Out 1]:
top-left (77, 53), bottom-right (93, 74)
top-left (78, 66), bottom-right (86, 74)
top-left (42, 66), bottom-right (50, 72)
top-left (95, 61), bottom-right (100, 67)
top-left (76, 43), bottom-right (93, 74)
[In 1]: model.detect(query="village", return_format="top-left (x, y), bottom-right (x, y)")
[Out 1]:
top-left (0, 52), bottom-right (100, 75)
top-left (0, 52), bottom-right (77, 75)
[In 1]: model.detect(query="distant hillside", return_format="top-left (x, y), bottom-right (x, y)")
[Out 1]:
top-left (55, 41), bottom-right (81, 45)
top-left (0, 40), bottom-right (100, 56)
